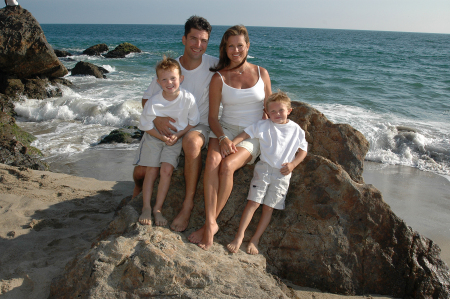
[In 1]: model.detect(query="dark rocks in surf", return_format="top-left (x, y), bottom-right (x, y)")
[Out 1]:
top-left (104, 42), bottom-right (141, 58)
top-left (83, 43), bottom-right (109, 56)
top-left (71, 61), bottom-right (109, 79)
top-left (99, 127), bottom-right (143, 144)
top-left (54, 49), bottom-right (72, 57)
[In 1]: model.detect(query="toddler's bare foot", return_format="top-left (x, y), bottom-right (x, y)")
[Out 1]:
top-left (188, 226), bottom-right (205, 244)
top-left (139, 207), bottom-right (152, 225)
top-left (153, 210), bottom-right (167, 226)
top-left (170, 207), bottom-right (191, 232)
top-left (247, 240), bottom-right (259, 255)
top-left (227, 237), bottom-right (243, 253)
top-left (198, 222), bottom-right (219, 251)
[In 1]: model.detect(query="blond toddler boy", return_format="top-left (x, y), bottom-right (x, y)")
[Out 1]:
top-left (227, 91), bottom-right (308, 255)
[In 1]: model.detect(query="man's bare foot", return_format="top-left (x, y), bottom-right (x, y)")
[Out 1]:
top-left (153, 210), bottom-right (167, 226)
top-left (247, 240), bottom-right (259, 255)
top-left (139, 207), bottom-right (152, 225)
top-left (170, 207), bottom-right (191, 232)
top-left (188, 226), bottom-right (205, 244)
top-left (227, 237), bottom-right (243, 253)
top-left (198, 222), bottom-right (219, 251)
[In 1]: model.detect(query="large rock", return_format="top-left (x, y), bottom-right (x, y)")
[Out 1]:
top-left (50, 103), bottom-right (450, 298)
top-left (0, 5), bottom-right (68, 79)
top-left (83, 43), bottom-right (109, 56)
top-left (104, 42), bottom-right (141, 58)
top-left (71, 61), bottom-right (109, 79)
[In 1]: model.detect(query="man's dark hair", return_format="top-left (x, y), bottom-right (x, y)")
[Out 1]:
top-left (184, 16), bottom-right (212, 38)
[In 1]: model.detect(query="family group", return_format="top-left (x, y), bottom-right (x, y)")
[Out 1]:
top-left (132, 16), bottom-right (308, 255)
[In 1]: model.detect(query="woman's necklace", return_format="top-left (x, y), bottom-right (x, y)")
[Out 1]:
top-left (232, 64), bottom-right (247, 75)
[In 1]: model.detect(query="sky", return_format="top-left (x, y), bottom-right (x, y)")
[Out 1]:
top-left (15, 0), bottom-right (450, 34)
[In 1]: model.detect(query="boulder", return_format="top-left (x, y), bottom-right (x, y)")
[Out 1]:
top-left (0, 111), bottom-right (48, 170)
top-left (54, 49), bottom-right (72, 57)
top-left (104, 42), bottom-right (141, 58)
top-left (50, 102), bottom-right (450, 298)
top-left (99, 127), bottom-right (143, 144)
top-left (83, 43), bottom-right (109, 56)
top-left (0, 5), bottom-right (68, 78)
top-left (71, 61), bottom-right (109, 79)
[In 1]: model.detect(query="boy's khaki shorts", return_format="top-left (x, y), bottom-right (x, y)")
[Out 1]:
top-left (133, 133), bottom-right (182, 168)
top-left (247, 161), bottom-right (291, 210)
top-left (210, 121), bottom-right (260, 164)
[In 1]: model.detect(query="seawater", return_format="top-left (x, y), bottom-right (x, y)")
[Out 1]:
top-left (14, 24), bottom-right (450, 178)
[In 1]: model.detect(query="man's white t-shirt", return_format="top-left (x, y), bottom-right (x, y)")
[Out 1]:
top-left (142, 54), bottom-right (218, 126)
top-left (245, 119), bottom-right (308, 169)
top-left (139, 88), bottom-right (199, 132)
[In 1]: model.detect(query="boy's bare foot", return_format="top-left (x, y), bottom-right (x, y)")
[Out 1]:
top-left (153, 210), bottom-right (167, 226)
top-left (198, 222), bottom-right (219, 251)
top-left (247, 240), bottom-right (259, 255)
top-left (170, 207), bottom-right (191, 232)
top-left (227, 237), bottom-right (243, 253)
top-left (188, 226), bottom-right (205, 244)
top-left (139, 207), bottom-right (152, 225)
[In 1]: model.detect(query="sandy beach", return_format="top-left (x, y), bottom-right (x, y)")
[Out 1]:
top-left (1, 148), bottom-right (448, 298)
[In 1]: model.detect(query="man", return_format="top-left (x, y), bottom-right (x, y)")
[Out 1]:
top-left (133, 16), bottom-right (218, 232)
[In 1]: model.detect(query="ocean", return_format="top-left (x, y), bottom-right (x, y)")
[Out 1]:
top-left (14, 24), bottom-right (450, 180)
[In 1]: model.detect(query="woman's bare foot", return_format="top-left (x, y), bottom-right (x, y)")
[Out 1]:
top-left (198, 222), bottom-right (219, 251)
top-left (153, 210), bottom-right (167, 226)
top-left (227, 237), bottom-right (243, 253)
top-left (247, 239), bottom-right (259, 255)
top-left (139, 207), bottom-right (152, 225)
top-left (170, 207), bottom-right (192, 232)
top-left (188, 226), bottom-right (205, 244)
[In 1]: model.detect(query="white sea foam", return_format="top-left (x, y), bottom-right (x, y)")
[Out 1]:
top-left (313, 103), bottom-right (450, 177)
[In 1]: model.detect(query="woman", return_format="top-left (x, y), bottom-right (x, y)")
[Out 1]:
top-left (188, 25), bottom-right (272, 250)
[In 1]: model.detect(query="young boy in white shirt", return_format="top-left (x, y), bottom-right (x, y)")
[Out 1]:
top-left (227, 91), bottom-right (308, 255)
top-left (134, 56), bottom-right (200, 226)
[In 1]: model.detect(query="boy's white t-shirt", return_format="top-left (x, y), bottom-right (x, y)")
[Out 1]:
top-left (142, 54), bottom-right (218, 126)
top-left (244, 119), bottom-right (308, 169)
top-left (139, 88), bottom-right (199, 132)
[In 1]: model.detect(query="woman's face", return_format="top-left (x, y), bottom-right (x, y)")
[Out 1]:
top-left (225, 35), bottom-right (249, 65)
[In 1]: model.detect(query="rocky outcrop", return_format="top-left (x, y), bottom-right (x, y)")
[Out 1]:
top-left (50, 102), bottom-right (450, 298)
top-left (99, 127), bottom-right (143, 144)
top-left (0, 5), bottom-right (68, 79)
top-left (54, 49), bottom-right (72, 57)
top-left (83, 43), bottom-right (108, 56)
top-left (104, 42), bottom-right (141, 58)
top-left (71, 61), bottom-right (109, 79)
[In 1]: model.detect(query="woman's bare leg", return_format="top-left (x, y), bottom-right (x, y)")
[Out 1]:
top-left (188, 139), bottom-right (221, 244)
top-left (198, 147), bottom-right (251, 250)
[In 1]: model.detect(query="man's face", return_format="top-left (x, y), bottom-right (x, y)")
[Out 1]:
top-left (182, 29), bottom-right (209, 60)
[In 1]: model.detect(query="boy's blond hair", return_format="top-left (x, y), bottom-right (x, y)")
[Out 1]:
top-left (265, 91), bottom-right (292, 111)
top-left (155, 55), bottom-right (182, 78)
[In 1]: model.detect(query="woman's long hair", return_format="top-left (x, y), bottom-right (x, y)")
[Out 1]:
top-left (210, 25), bottom-right (249, 72)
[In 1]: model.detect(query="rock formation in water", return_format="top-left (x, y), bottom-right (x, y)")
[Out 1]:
top-left (71, 61), bottom-right (109, 79)
top-left (50, 102), bottom-right (450, 298)
top-left (0, 5), bottom-right (71, 170)
top-left (83, 43), bottom-right (109, 56)
top-left (104, 42), bottom-right (141, 58)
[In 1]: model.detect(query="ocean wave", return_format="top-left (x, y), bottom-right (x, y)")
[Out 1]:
top-left (313, 103), bottom-right (450, 177)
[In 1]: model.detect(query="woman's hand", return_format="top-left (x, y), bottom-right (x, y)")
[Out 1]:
top-left (219, 137), bottom-right (237, 158)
